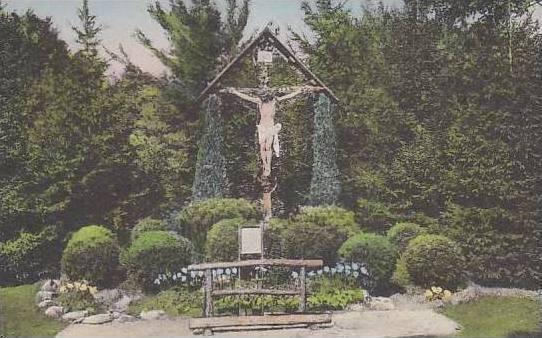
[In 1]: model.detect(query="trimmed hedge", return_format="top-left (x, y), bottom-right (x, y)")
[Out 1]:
top-left (338, 233), bottom-right (397, 290)
top-left (61, 225), bottom-right (120, 287)
top-left (169, 198), bottom-right (259, 253)
top-left (294, 206), bottom-right (359, 236)
top-left (206, 218), bottom-right (257, 262)
top-left (131, 217), bottom-right (167, 241)
top-left (387, 222), bottom-right (426, 252)
top-left (403, 234), bottom-right (465, 290)
top-left (121, 231), bottom-right (192, 290)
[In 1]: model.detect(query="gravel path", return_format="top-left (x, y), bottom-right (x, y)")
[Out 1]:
top-left (56, 309), bottom-right (460, 337)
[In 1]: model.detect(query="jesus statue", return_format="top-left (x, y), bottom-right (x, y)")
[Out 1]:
top-left (222, 85), bottom-right (320, 177)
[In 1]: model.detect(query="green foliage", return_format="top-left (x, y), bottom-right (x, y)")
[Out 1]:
top-left (61, 225), bottom-right (120, 287)
top-left (0, 226), bottom-right (60, 286)
top-left (309, 93), bottom-right (341, 206)
top-left (387, 222), bottom-right (426, 252)
top-left (282, 206), bottom-right (359, 264)
top-left (443, 204), bottom-right (540, 288)
top-left (57, 281), bottom-right (99, 313)
top-left (192, 94), bottom-right (228, 202)
top-left (403, 234), bottom-right (465, 290)
top-left (391, 255), bottom-right (412, 288)
top-left (136, 0), bottom-right (250, 99)
top-left (172, 198), bottom-right (259, 253)
top-left (121, 231), bottom-right (193, 290)
top-left (128, 288), bottom-right (202, 318)
top-left (355, 199), bottom-right (398, 232)
top-left (215, 295), bottom-right (299, 315)
top-left (338, 233), bottom-right (397, 290)
top-left (442, 297), bottom-right (541, 338)
top-left (205, 218), bottom-right (256, 262)
top-left (131, 217), bottom-right (167, 241)
top-left (0, 284), bottom-right (67, 337)
top-left (307, 288), bottom-right (364, 312)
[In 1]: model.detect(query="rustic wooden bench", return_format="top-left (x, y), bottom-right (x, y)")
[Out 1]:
top-left (187, 259), bottom-right (329, 335)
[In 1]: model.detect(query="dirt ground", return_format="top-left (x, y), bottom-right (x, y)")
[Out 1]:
top-left (56, 309), bottom-right (460, 337)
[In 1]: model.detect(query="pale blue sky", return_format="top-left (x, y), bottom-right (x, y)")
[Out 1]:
top-left (6, 0), bottom-right (541, 76)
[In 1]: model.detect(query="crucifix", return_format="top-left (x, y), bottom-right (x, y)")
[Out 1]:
top-left (221, 84), bottom-right (321, 220)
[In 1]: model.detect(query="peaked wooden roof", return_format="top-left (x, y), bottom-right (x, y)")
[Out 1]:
top-left (196, 26), bottom-right (339, 104)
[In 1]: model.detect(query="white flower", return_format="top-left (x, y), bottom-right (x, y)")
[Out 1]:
top-left (198, 271), bottom-right (204, 277)
top-left (181, 276), bottom-right (187, 282)
top-left (291, 271), bottom-right (299, 279)
top-left (172, 274), bottom-right (177, 281)
top-left (232, 268), bottom-right (238, 275)
top-left (353, 271), bottom-right (359, 278)
top-left (360, 267), bottom-right (368, 275)
top-left (181, 267), bottom-right (188, 274)
top-left (323, 266), bottom-right (330, 273)
top-left (154, 279), bottom-right (160, 285)
top-left (217, 268), bottom-right (224, 275)
top-left (317, 270), bottom-right (323, 275)
top-left (225, 268), bottom-right (231, 275)
top-left (308, 271), bottom-right (316, 277)
top-left (352, 263), bottom-right (359, 270)
top-left (191, 271), bottom-right (196, 278)
top-left (177, 272), bottom-right (182, 278)
top-left (331, 268), bottom-right (337, 274)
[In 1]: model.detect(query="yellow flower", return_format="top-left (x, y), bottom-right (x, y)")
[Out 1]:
top-left (67, 283), bottom-right (74, 289)
top-left (424, 289), bottom-right (434, 300)
top-left (74, 282), bottom-right (81, 289)
top-left (435, 287), bottom-right (443, 294)
top-left (431, 286), bottom-right (438, 293)
top-left (89, 286), bottom-right (98, 296)
top-left (79, 284), bottom-right (88, 291)
top-left (59, 286), bottom-right (67, 293)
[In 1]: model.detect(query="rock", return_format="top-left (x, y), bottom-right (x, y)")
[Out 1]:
top-left (94, 289), bottom-right (121, 306)
top-left (140, 310), bottom-right (167, 320)
top-left (35, 291), bottom-right (55, 304)
top-left (111, 311), bottom-right (121, 319)
top-left (62, 310), bottom-right (88, 322)
top-left (115, 314), bottom-right (138, 323)
top-left (45, 306), bottom-right (64, 318)
top-left (81, 313), bottom-right (114, 325)
top-left (368, 297), bottom-right (395, 311)
top-left (40, 279), bottom-right (60, 293)
top-left (38, 299), bottom-right (56, 309)
top-left (110, 295), bottom-right (132, 312)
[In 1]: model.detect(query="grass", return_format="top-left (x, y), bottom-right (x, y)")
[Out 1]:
top-left (0, 284), bottom-right (67, 337)
top-left (442, 296), bottom-right (541, 337)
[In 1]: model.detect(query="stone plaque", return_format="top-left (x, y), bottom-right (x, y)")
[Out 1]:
top-left (240, 227), bottom-right (262, 255)
top-left (257, 50), bottom-right (273, 64)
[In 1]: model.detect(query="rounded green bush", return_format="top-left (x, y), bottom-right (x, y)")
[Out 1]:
top-left (294, 206), bottom-right (359, 236)
top-left (338, 233), bottom-right (397, 289)
top-left (206, 218), bottom-right (257, 261)
top-left (121, 231), bottom-right (192, 290)
top-left (131, 217), bottom-right (167, 241)
top-left (387, 222), bottom-right (426, 252)
top-left (169, 198), bottom-right (260, 253)
top-left (61, 225), bottom-right (120, 287)
top-left (403, 234), bottom-right (465, 290)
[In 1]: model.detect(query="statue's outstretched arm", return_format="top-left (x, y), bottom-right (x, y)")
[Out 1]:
top-left (276, 85), bottom-right (322, 102)
top-left (221, 87), bottom-right (260, 104)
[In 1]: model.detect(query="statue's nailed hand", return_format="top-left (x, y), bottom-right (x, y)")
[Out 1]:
top-left (220, 87), bottom-right (233, 94)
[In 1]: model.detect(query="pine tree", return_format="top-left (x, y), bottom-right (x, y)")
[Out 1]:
top-left (72, 0), bottom-right (101, 57)
top-left (192, 94), bottom-right (228, 201)
top-left (309, 93), bottom-right (341, 206)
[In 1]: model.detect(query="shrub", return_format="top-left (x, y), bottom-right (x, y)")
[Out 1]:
top-left (131, 217), bottom-right (167, 241)
top-left (121, 231), bottom-right (193, 290)
top-left (387, 222), bottom-right (426, 252)
top-left (391, 255), bottom-right (412, 288)
top-left (263, 218), bottom-right (288, 259)
top-left (0, 226), bottom-right (61, 286)
top-left (206, 218), bottom-right (257, 262)
top-left (57, 281), bottom-right (99, 312)
top-left (128, 289), bottom-right (202, 317)
top-left (169, 198), bottom-right (259, 253)
top-left (295, 206), bottom-right (359, 235)
top-left (61, 225), bottom-right (120, 287)
top-left (338, 233), bottom-right (397, 291)
top-left (354, 198), bottom-right (397, 231)
top-left (403, 234), bottom-right (465, 290)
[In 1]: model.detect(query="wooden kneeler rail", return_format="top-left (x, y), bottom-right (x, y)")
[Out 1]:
top-left (187, 259), bottom-right (329, 335)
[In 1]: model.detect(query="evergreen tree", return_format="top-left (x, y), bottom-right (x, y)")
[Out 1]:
top-left (192, 94), bottom-right (228, 201)
top-left (309, 93), bottom-right (340, 206)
